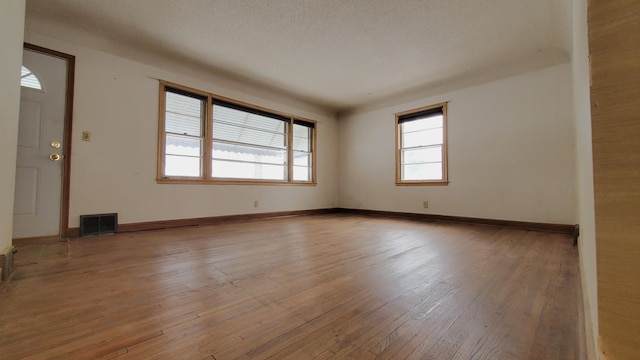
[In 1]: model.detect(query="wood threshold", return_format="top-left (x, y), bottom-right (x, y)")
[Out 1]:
top-left (336, 208), bottom-right (577, 235)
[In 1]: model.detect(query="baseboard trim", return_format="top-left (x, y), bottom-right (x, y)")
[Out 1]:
top-left (0, 245), bottom-right (16, 281)
top-left (12, 235), bottom-right (64, 246)
top-left (21, 208), bottom-right (575, 240)
top-left (66, 208), bottom-right (338, 237)
top-left (335, 208), bottom-right (576, 234)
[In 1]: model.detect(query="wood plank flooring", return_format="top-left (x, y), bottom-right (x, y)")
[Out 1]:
top-left (0, 214), bottom-right (580, 359)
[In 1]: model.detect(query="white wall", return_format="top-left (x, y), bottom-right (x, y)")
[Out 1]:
top-left (573, 0), bottom-right (598, 357)
top-left (23, 8), bottom-right (577, 229)
top-left (23, 30), bottom-right (339, 228)
top-left (339, 64), bottom-right (576, 225)
top-left (0, 0), bottom-right (26, 250)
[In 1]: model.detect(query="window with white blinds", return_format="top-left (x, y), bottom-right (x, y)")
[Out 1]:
top-left (293, 121), bottom-right (313, 182)
top-left (164, 90), bottom-right (205, 177)
top-left (159, 82), bottom-right (316, 184)
top-left (396, 103), bottom-right (448, 185)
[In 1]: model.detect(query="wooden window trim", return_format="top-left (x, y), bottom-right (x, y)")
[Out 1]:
top-left (157, 80), bottom-right (317, 185)
top-left (395, 102), bottom-right (449, 186)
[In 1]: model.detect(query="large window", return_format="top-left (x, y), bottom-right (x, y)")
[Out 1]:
top-left (396, 103), bottom-right (448, 185)
top-left (158, 82), bottom-right (316, 184)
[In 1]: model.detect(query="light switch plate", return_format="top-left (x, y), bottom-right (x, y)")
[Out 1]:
top-left (82, 131), bottom-right (91, 141)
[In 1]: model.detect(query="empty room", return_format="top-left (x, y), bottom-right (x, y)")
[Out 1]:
top-left (1, 0), bottom-right (639, 359)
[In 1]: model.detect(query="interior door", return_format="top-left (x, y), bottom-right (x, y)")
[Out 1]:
top-left (12, 49), bottom-right (68, 239)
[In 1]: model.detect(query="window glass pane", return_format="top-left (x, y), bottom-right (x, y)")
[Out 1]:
top-left (21, 66), bottom-right (43, 90)
top-left (212, 160), bottom-right (286, 180)
top-left (166, 135), bottom-right (202, 157)
top-left (293, 124), bottom-right (311, 151)
top-left (213, 142), bottom-right (286, 165)
top-left (212, 103), bottom-right (290, 180)
top-left (293, 166), bottom-right (311, 181)
top-left (213, 105), bottom-right (286, 133)
top-left (166, 112), bottom-right (203, 136)
top-left (293, 124), bottom-right (310, 138)
top-left (165, 92), bottom-right (203, 136)
top-left (402, 115), bottom-right (442, 132)
top-left (165, 155), bottom-right (201, 177)
top-left (293, 152), bottom-right (311, 166)
top-left (213, 122), bottom-right (285, 148)
top-left (402, 163), bottom-right (443, 181)
top-left (402, 146), bottom-right (442, 165)
top-left (402, 127), bottom-right (443, 148)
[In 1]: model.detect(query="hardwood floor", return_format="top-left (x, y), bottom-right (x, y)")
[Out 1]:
top-left (0, 214), bottom-right (580, 359)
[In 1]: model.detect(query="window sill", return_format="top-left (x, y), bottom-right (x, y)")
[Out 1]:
top-left (156, 178), bottom-right (317, 186)
top-left (396, 180), bottom-right (449, 186)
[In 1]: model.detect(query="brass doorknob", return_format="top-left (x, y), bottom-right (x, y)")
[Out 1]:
top-left (49, 153), bottom-right (61, 161)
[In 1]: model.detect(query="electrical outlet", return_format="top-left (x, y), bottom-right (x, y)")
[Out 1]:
top-left (423, 201), bottom-right (429, 208)
top-left (254, 200), bottom-right (259, 208)
top-left (82, 131), bottom-right (91, 141)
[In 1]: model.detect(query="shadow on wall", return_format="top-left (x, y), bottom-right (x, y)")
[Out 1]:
top-left (341, 194), bottom-right (362, 208)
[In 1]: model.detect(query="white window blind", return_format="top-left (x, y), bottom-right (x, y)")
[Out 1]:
top-left (212, 102), bottom-right (288, 180)
top-left (293, 121), bottom-right (313, 182)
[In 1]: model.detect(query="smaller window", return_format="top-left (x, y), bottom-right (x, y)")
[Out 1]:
top-left (21, 66), bottom-right (43, 90)
top-left (396, 103), bottom-right (448, 185)
top-left (292, 120), bottom-right (314, 182)
top-left (163, 88), bottom-right (206, 178)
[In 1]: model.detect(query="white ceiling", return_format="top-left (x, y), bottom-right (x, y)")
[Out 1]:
top-left (25, 0), bottom-right (573, 113)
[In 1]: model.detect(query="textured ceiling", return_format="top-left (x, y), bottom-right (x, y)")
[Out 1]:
top-left (25, 0), bottom-right (572, 113)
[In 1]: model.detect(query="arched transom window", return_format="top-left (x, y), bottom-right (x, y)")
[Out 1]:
top-left (21, 66), bottom-right (43, 90)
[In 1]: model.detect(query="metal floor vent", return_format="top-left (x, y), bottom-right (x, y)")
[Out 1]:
top-left (80, 213), bottom-right (118, 236)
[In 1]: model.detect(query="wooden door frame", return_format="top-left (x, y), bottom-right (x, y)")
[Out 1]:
top-left (22, 43), bottom-right (75, 239)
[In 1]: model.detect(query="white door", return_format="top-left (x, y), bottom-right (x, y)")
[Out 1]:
top-left (13, 49), bottom-right (68, 239)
